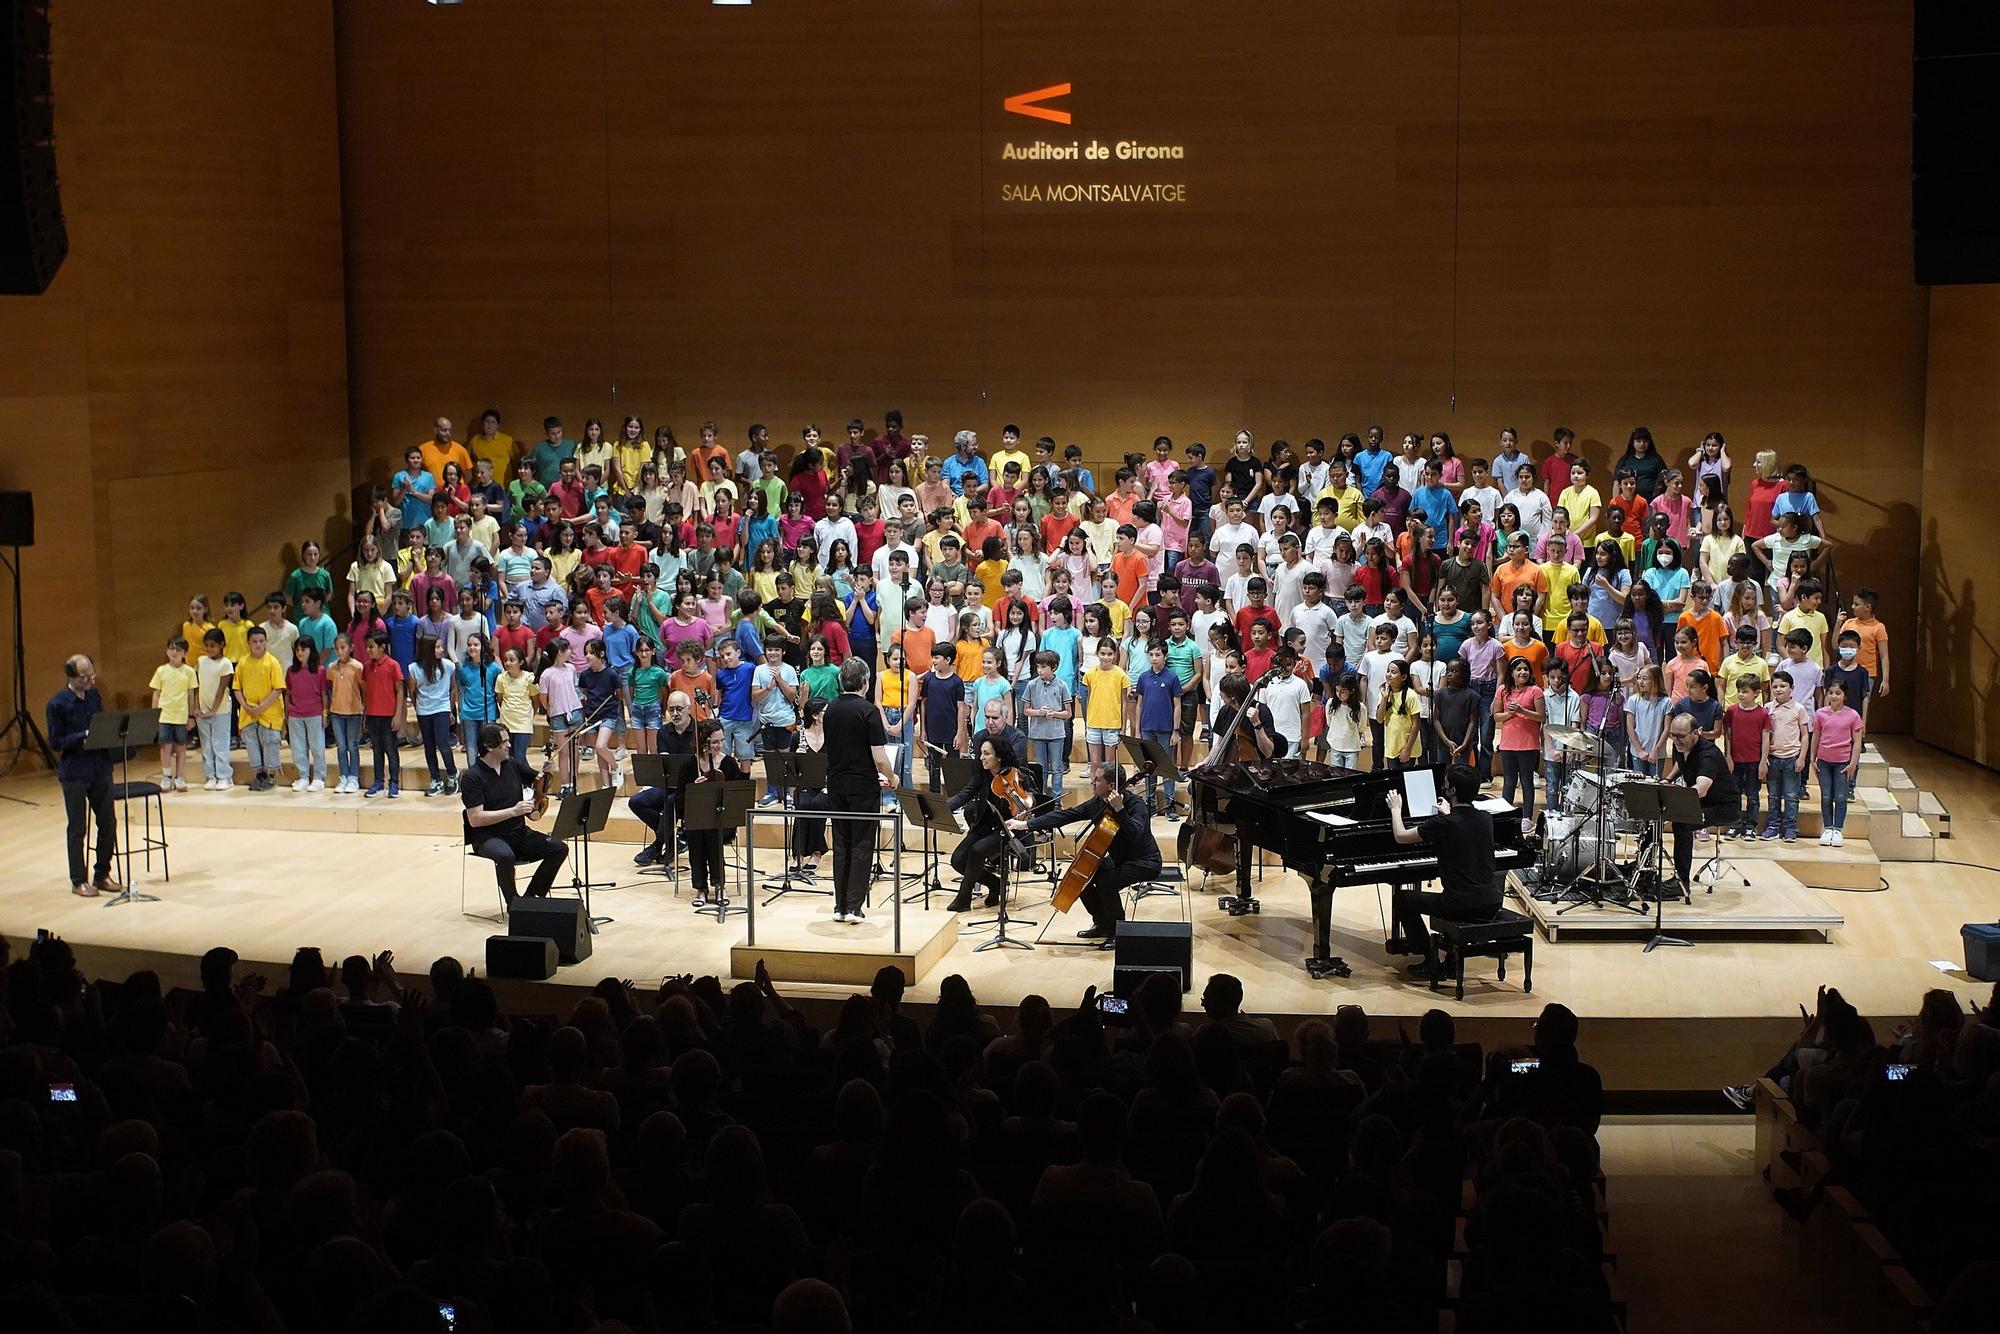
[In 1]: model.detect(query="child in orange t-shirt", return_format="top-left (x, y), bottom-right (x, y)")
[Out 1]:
top-left (668, 639), bottom-right (719, 721)
top-left (1835, 585), bottom-right (1891, 697)
top-left (1109, 526), bottom-right (1150, 605)
top-left (1676, 580), bottom-right (1730, 671)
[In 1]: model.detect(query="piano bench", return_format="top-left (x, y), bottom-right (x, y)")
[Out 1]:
top-left (1431, 912), bottom-right (1534, 1002)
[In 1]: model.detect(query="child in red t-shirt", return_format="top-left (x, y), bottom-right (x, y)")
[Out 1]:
top-left (360, 632), bottom-right (405, 796)
top-left (1721, 675), bottom-right (1770, 836)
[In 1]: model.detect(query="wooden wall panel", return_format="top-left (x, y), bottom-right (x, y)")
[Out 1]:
top-left (0, 0), bottom-right (347, 742)
top-left (1917, 288), bottom-right (2000, 768)
top-left (327, 0), bottom-right (1923, 734)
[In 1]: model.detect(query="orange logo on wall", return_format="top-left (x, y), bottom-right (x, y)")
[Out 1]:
top-left (1003, 83), bottom-right (1072, 125)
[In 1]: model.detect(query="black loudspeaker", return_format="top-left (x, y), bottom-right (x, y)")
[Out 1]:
top-left (0, 1), bottom-right (67, 295)
top-left (0, 492), bottom-right (32, 547)
top-left (507, 897), bottom-right (593, 965)
top-left (1914, 6), bottom-right (2000, 284)
top-left (485, 934), bottom-right (558, 980)
top-left (1114, 920), bottom-right (1193, 993)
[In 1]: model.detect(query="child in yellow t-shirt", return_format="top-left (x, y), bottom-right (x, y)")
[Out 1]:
top-left (1538, 559), bottom-right (1580, 639)
top-left (148, 636), bottom-right (198, 791)
top-left (179, 595), bottom-right (217, 661)
top-left (1081, 639), bottom-right (1131, 781)
top-left (232, 625), bottom-right (287, 791)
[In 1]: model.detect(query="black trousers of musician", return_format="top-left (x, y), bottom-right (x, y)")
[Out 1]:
top-left (829, 788), bottom-right (879, 917)
top-left (687, 827), bottom-right (727, 900)
top-left (1671, 804), bottom-right (1734, 891)
top-left (1081, 859), bottom-right (1162, 931)
top-left (630, 786), bottom-right (676, 857)
top-left (792, 788), bottom-right (828, 862)
top-left (62, 773), bottom-right (116, 887)
top-left (951, 830), bottom-right (1010, 908)
top-left (1391, 888), bottom-right (1486, 972)
top-left (473, 829), bottom-right (567, 906)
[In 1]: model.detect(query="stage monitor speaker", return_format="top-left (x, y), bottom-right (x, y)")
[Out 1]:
top-left (507, 897), bottom-right (593, 965)
top-left (0, 492), bottom-right (32, 547)
top-left (1114, 920), bottom-right (1192, 993)
top-left (485, 934), bottom-right (558, 980)
top-left (1914, 5), bottom-right (2000, 284)
top-left (0, 0), bottom-right (67, 295)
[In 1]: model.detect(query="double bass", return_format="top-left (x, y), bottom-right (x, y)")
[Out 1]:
top-left (1180, 664), bottom-right (1285, 875)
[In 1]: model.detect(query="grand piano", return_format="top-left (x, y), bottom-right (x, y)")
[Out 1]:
top-left (1185, 758), bottom-right (1531, 978)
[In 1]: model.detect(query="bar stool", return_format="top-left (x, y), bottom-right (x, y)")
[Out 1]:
top-left (87, 780), bottom-right (170, 881)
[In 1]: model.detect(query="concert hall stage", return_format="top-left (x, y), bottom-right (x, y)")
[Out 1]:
top-left (1, 737), bottom-right (1993, 1091)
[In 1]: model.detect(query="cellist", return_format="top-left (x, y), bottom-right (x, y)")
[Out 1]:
top-left (1006, 764), bottom-right (1162, 942)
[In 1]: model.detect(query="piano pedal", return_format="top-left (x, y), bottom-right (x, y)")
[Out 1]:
top-left (1220, 895), bottom-right (1260, 916)
top-left (1306, 955), bottom-right (1351, 980)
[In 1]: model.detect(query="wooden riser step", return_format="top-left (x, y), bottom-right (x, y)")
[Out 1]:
top-left (1867, 810), bottom-right (1935, 863)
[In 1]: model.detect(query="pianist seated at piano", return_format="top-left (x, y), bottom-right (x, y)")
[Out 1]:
top-left (1384, 764), bottom-right (1503, 981)
top-left (1008, 765), bottom-right (1163, 940)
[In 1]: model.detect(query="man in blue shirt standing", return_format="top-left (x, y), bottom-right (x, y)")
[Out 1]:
top-left (941, 429), bottom-right (989, 496)
top-left (47, 654), bottom-right (118, 897)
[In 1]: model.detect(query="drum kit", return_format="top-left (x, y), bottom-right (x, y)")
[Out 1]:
top-left (1531, 724), bottom-right (1663, 913)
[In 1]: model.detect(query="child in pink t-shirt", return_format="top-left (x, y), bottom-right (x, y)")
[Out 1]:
top-left (1806, 678), bottom-right (1864, 847)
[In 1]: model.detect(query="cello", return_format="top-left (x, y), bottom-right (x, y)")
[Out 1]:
top-left (1052, 804), bottom-right (1120, 913)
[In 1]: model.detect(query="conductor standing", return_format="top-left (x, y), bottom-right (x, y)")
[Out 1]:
top-left (48, 654), bottom-right (119, 897)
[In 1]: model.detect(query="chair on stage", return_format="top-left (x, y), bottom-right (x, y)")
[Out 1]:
top-left (87, 779), bottom-right (170, 882)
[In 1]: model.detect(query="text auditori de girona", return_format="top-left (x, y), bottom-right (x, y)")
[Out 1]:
top-left (999, 138), bottom-right (1188, 204)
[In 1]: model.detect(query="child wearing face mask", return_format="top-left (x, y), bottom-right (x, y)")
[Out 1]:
top-left (1825, 628), bottom-right (1874, 725)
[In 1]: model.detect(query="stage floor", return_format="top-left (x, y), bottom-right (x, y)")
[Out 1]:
top-left (2, 738), bottom-right (1995, 1088)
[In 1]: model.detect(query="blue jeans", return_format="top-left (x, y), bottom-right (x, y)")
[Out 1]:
top-left (418, 710), bottom-right (457, 778)
top-left (1733, 760), bottom-right (1761, 825)
top-left (1032, 736), bottom-right (1067, 800)
top-left (721, 717), bottom-right (757, 761)
top-left (1816, 759), bottom-right (1851, 832)
top-left (331, 714), bottom-right (363, 783)
top-left (198, 713), bottom-right (232, 781)
top-left (883, 706), bottom-right (914, 788)
top-left (1765, 754), bottom-right (1800, 830)
top-left (1141, 729), bottom-right (1178, 808)
top-left (1542, 757), bottom-right (1568, 808)
top-left (287, 715), bottom-right (327, 782)
top-left (1329, 750), bottom-right (1359, 768)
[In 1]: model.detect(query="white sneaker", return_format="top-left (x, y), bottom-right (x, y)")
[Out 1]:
top-left (309, 777), bottom-right (326, 792)
top-left (1816, 829), bottom-right (1833, 846)
top-left (833, 910), bottom-right (851, 924)
top-left (291, 777), bottom-right (309, 792)
top-left (1829, 829), bottom-right (1844, 848)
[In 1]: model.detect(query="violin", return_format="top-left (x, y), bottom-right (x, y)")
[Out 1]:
top-left (530, 736), bottom-right (555, 819)
top-left (988, 767), bottom-right (1036, 820)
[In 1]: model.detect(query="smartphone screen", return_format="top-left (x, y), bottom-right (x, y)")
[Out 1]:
top-left (1884, 1063), bottom-right (1911, 1082)
top-left (48, 1083), bottom-right (77, 1103)
top-left (438, 1303), bottom-right (457, 1332)
top-left (1098, 996), bottom-right (1128, 1016)
top-left (1509, 1058), bottom-right (1540, 1075)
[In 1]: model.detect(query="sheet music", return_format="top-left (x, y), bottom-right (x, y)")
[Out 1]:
top-left (1401, 768), bottom-right (1438, 819)
top-left (1473, 797), bottom-right (1514, 814)
top-left (1307, 810), bottom-right (1357, 827)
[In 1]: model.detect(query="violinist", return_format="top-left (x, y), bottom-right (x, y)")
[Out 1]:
top-left (462, 722), bottom-right (567, 906)
top-left (1007, 764), bottom-right (1162, 941)
top-left (686, 718), bottom-right (750, 909)
top-left (946, 735), bottom-right (1030, 912)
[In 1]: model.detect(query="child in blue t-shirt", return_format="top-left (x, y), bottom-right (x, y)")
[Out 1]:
top-left (1133, 641), bottom-right (1184, 812)
top-left (383, 588), bottom-right (422, 744)
top-left (712, 637), bottom-right (758, 761)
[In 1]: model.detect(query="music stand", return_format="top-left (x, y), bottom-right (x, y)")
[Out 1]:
top-left (940, 755), bottom-right (979, 798)
top-left (896, 787), bottom-right (962, 908)
top-left (683, 778), bottom-right (756, 922)
top-left (628, 752), bottom-right (690, 889)
top-left (85, 709), bottom-right (161, 908)
top-left (762, 750), bottom-right (832, 904)
top-left (1620, 779), bottom-right (1700, 952)
top-left (551, 787), bottom-right (617, 931)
